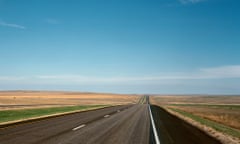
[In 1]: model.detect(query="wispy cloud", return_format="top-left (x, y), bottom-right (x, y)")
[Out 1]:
top-left (0, 76), bottom-right (27, 81)
top-left (199, 65), bottom-right (240, 78)
top-left (0, 65), bottom-right (240, 85)
top-left (0, 21), bottom-right (25, 29)
top-left (178, 0), bottom-right (206, 4)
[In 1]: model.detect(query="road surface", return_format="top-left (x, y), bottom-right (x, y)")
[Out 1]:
top-left (0, 104), bottom-right (150, 144)
top-left (0, 96), bottom-right (221, 144)
top-left (151, 105), bottom-right (221, 144)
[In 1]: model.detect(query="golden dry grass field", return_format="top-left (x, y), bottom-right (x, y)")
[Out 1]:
top-left (168, 105), bottom-right (240, 130)
top-left (150, 95), bottom-right (240, 143)
top-left (151, 95), bottom-right (240, 105)
top-left (150, 95), bottom-right (240, 129)
top-left (0, 91), bottom-right (139, 110)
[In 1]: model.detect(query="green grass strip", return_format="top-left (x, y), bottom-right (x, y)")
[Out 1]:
top-left (0, 105), bottom-right (108, 123)
top-left (170, 104), bottom-right (240, 110)
top-left (169, 108), bottom-right (240, 138)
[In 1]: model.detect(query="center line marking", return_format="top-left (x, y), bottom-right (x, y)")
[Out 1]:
top-left (72, 124), bottom-right (86, 131)
top-left (104, 115), bottom-right (110, 118)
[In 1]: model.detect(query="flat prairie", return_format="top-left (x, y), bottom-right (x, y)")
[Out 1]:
top-left (150, 95), bottom-right (240, 129)
top-left (151, 95), bottom-right (240, 105)
top-left (168, 104), bottom-right (240, 130)
top-left (0, 91), bottom-right (139, 110)
top-left (151, 95), bottom-right (240, 143)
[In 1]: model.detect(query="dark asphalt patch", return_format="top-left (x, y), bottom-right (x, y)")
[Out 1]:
top-left (150, 105), bottom-right (221, 144)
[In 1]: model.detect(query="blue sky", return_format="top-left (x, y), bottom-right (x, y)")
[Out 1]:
top-left (0, 0), bottom-right (240, 94)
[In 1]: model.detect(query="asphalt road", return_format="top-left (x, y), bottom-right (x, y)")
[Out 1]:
top-left (0, 96), bottom-right (221, 144)
top-left (151, 105), bottom-right (221, 144)
top-left (0, 104), bottom-right (151, 144)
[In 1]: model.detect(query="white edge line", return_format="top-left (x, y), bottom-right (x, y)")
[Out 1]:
top-left (72, 124), bottom-right (86, 131)
top-left (149, 105), bottom-right (161, 144)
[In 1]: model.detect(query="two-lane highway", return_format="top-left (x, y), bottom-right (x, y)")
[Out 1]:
top-left (0, 95), bottom-right (221, 144)
top-left (0, 104), bottom-right (151, 144)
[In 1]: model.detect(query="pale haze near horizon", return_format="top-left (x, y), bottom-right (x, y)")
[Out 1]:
top-left (0, 0), bottom-right (240, 94)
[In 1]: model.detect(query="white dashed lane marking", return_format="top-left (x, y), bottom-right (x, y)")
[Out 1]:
top-left (104, 115), bottom-right (110, 118)
top-left (72, 124), bottom-right (86, 131)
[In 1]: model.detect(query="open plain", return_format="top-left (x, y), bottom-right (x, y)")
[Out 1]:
top-left (0, 91), bottom-right (139, 110)
top-left (151, 95), bottom-right (240, 143)
top-left (0, 95), bottom-right (221, 144)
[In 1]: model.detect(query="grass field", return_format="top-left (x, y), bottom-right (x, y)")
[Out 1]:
top-left (169, 104), bottom-right (240, 130)
top-left (170, 107), bottom-right (240, 139)
top-left (151, 95), bottom-right (240, 143)
top-left (0, 91), bottom-right (140, 124)
top-left (151, 95), bottom-right (240, 105)
top-left (0, 91), bottom-right (139, 110)
top-left (0, 105), bottom-right (107, 124)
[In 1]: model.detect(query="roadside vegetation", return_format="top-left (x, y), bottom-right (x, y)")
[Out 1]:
top-left (170, 104), bottom-right (240, 110)
top-left (0, 91), bottom-right (139, 110)
top-left (151, 95), bottom-right (240, 143)
top-left (169, 104), bottom-right (240, 130)
top-left (0, 105), bottom-right (108, 123)
top-left (170, 107), bottom-right (240, 139)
